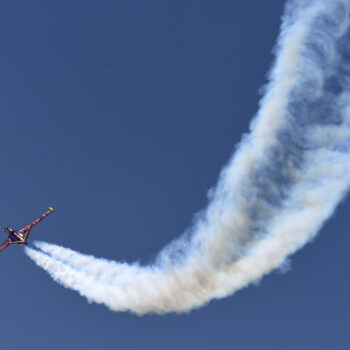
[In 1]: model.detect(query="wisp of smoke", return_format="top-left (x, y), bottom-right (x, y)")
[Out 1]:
top-left (25, 0), bottom-right (350, 314)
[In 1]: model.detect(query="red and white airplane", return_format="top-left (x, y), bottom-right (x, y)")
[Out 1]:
top-left (0, 207), bottom-right (54, 253)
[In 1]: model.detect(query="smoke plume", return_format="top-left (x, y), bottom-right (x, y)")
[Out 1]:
top-left (26, 0), bottom-right (350, 314)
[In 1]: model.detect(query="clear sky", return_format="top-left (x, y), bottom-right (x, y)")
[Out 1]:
top-left (0, 1), bottom-right (349, 349)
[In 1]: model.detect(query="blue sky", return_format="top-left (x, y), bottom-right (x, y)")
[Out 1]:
top-left (0, 1), bottom-right (349, 349)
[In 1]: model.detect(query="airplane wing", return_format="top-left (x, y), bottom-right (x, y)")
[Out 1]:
top-left (17, 207), bottom-right (54, 235)
top-left (0, 238), bottom-right (11, 253)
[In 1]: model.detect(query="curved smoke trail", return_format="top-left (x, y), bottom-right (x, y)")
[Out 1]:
top-left (26, 0), bottom-right (350, 314)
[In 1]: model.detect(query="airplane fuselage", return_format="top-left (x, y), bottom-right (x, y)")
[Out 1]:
top-left (8, 231), bottom-right (24, 243)
top-left (4, 227), bottom-right (25, 243)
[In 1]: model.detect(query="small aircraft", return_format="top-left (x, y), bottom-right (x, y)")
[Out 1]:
top-left (0, 207), bottom-right (54, 253)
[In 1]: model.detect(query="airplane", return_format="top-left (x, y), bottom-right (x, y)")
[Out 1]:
top-left (0, 207), bottom-right (54, 253)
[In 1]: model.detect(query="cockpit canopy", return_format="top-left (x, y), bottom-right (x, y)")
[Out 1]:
top-left (4, 227), bottom-right (15, 235)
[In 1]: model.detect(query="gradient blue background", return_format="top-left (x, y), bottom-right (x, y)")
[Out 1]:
top-left (0, 1), bottom-right (348, 349)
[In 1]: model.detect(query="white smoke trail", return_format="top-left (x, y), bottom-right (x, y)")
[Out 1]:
top-left (26, 0), bottom-right (350, 314)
